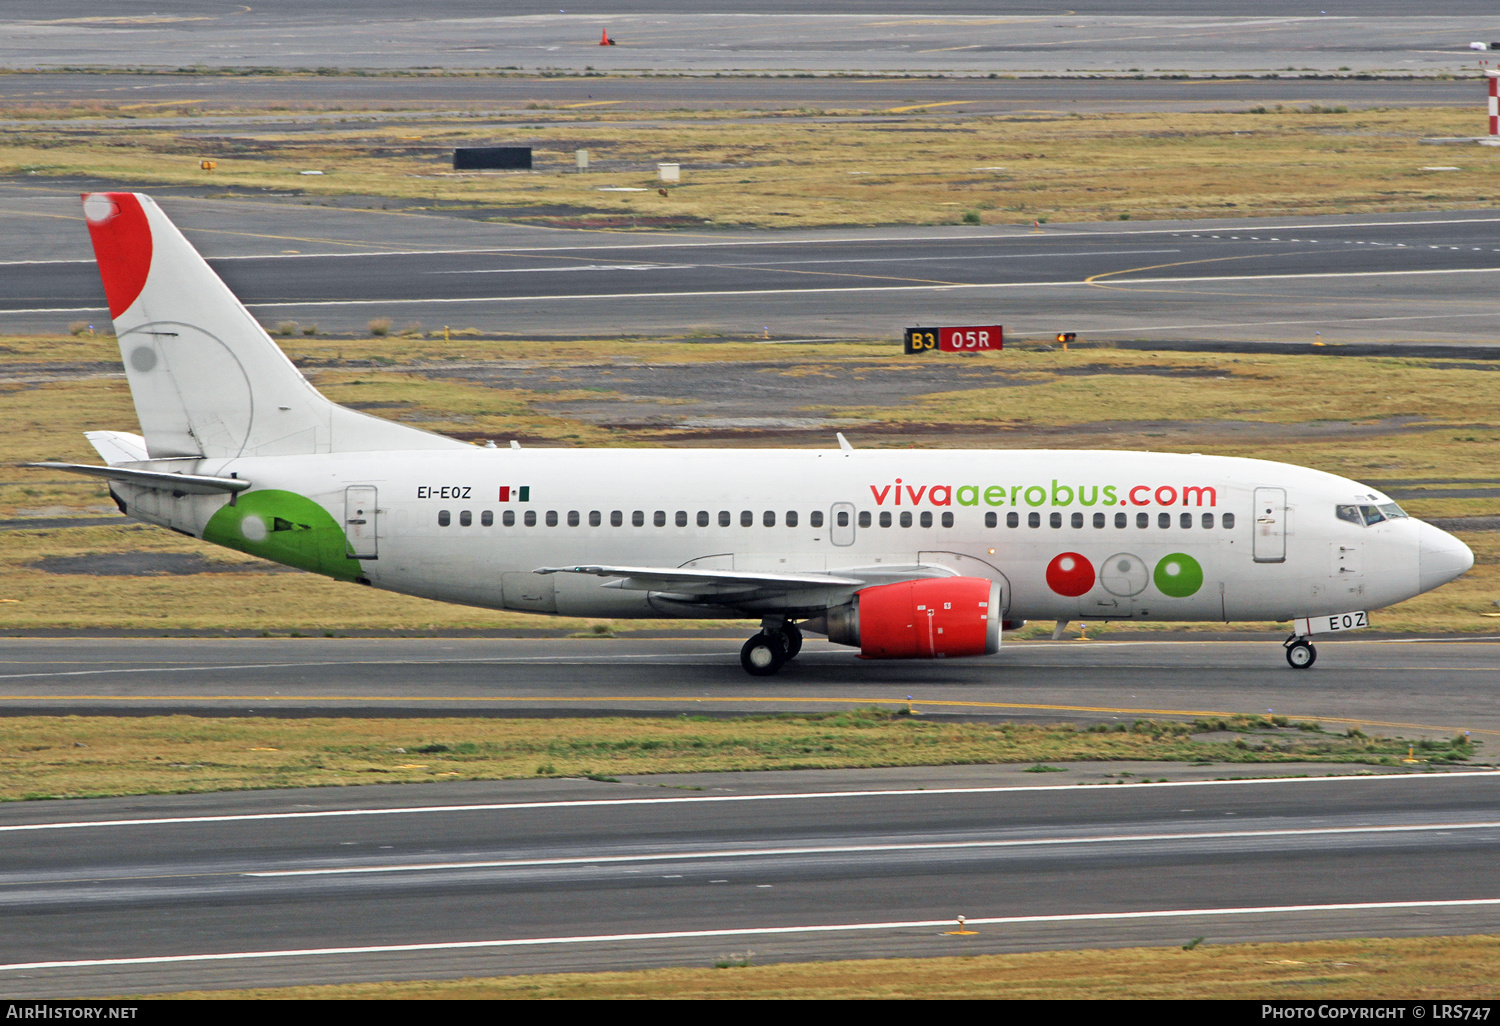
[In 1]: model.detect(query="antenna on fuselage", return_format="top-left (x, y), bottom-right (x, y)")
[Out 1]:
top-left (510, 440), bottom-right (521, 449)
top-left (836, 432), bottom-right (853, 451)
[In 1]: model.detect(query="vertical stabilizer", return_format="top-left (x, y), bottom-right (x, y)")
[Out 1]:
top-left (82, 192), bottom-right (466, 458)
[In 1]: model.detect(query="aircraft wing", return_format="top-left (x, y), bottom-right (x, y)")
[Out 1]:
top-left (532, 564), bottom-right (963, 611)
top-left (535, 564), bottom-right (866, 597)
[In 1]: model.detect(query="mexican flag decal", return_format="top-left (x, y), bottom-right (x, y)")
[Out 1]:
top-left (498, 486), bottom-right (530, 502)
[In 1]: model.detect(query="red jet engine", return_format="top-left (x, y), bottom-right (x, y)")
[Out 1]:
top-left (821, 576), bottom-right (1001, 659)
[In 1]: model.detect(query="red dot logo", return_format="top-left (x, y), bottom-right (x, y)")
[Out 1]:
top-left (1046, 552), bottom-right (1096, 597)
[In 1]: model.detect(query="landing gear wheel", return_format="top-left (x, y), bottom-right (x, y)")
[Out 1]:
top-left (1285, 638), bottom-right (1316, 669)
top-left (780, 622), bottom-right (803, 661)
top-left (741, 632), bottom-right (788, 676)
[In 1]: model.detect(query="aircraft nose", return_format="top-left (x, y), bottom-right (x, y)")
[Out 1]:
top-left (1417, 521), bottom-right (1474, 593)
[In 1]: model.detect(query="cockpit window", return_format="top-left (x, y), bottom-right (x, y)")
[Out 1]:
top-left (1338, 502), bottom-right (1407, 527)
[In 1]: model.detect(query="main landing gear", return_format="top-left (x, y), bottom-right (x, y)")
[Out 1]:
top-left (1284, 635), bottom-right (1317, 669)
top-left (740, 619), bottom-right (802, 676)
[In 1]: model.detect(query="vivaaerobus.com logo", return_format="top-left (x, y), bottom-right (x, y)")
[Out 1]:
top-left (869, 479), bottom-right (1217, 509)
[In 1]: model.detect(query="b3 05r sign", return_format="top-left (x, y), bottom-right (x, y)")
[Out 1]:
top-left (904, 325), bottom-right (1003, 354)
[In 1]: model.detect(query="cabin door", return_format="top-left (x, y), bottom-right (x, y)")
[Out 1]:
top-left (344, 485), bottom-right (378, 559)
top-left (1253, 487), bottom-right (1286, 564)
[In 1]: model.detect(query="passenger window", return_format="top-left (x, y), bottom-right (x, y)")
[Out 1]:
top-left (1093, 512), bottom-right (1105, 528)
top-left (941, 512), bottom-right (954, 528)
top-left (741, 510), bottom-right (753, 527)
top-left (1115, 512), bottom-right (1127, 528)
top-left (1007, 512), bottom-right (1019, 528)
top-left (858, 511), bottom-right (872, 528)
top-left (879, 511), bottom-right (892, 528)
top-left (811, 511), bottom-right (824, 528)
top-left (524, 510), bottom-right (537, 527)
top-left (1223, 512), bottom-right (1236, 529)
top-left (1071, 512), bottom-right (1084, 529)
top-left (719, 510), bottom-right (731, 527)
top-left (900, 511), bottom-right (913, 528)
top-left (654, 510), bottom-right (666, 527)
top-left (610, 510), bottom-right (622, 527)
top-left (546, 510), bottom-right (559, 527)
top-left (985, 512), bottom-right (997, 528)
top-left (763, 510), bottom-right (776, 527)
top-left (918, 511), bottom-right (931, 528)
top-left (481, 510), bottom-right (493, 527)
top-left (836, 511), bottom-right (849, 527)
top-left (675, 510), bottom-right (688, 527)
top-left (1050, 512), bottom-right (1062, 528)
top-left (438, 510), bottom-right (450, 527)
top-left (1136, 512), bottom-right (1149, 528)
top-left (1180, 512), bottom-right (1192, 529)
top-left (567, 510), bottom-right (579, 527)
top-left (1158, 512), bottom-right (1170, 529)
top-left (1336, 504), bottom-right (1363, 525)
top-left (589, 511), bottom-right (601, 527)
top-left (697, 511), bottom-right (710, 527)
top-left (1028, 512), bottom-right (1040, 528)
top-left (459, 510), bottom-right (472, 527)
top-left (786, 511), bottom-right (799, 527)
top-left (1202, 512), bottom-right (1214, 529)
top-left (503, 510), bottom-right (515, 527)
top-left (632, 510), bottom-right (644, 527)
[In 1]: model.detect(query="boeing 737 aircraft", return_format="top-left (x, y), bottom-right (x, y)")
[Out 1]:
top-left (34, 193), bottom-right (1475, 674)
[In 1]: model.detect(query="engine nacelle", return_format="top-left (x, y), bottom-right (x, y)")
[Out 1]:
top-left (820, 576), bottom-right (1001, 659)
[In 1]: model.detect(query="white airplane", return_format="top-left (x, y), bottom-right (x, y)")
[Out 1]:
top-left (35, 192), bottom-right (1475, 675)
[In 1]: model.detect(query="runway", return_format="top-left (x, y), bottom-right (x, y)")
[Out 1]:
top-left (0, 767), bottom-right (1496, 996)
top-left (6, 190), bottom-right (1500, 344)
top-left (7, 5), bottom-right (1500, 76)
top-left (1, 72), bottom-right (1482, 119)
top-left (0, 636), bottom-right (1496, 740)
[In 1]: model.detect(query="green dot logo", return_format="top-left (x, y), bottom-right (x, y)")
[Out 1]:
top-left (1153, 552), bottom-right (1203, 598)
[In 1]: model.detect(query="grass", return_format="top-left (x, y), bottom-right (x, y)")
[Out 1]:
top-left (149, 935), bottom-right (1500, 999)
top-left (7, 106), bottom-right (1500, 228)
top-left (3, 334), bottom-right (1500, 632)
top-left (0, 710), bottom-right (1475, 802)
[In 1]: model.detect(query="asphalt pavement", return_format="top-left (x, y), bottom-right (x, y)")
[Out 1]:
top-left (6, 188), bottom-right (1500, 344)
top-left (1, 767), bottom-right (1496, 996)
top-left (0, 636), bottom-right (1495, 740)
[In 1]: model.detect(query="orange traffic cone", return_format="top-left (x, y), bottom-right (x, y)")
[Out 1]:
top-left (600, 28), bottom-right (614, 46)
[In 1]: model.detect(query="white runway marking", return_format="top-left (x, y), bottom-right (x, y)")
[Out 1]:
top-left (3, 771), bottom-right (1494, 834)
top-left (5, 898), bottom-right (1499, 973)
top-left (244, 820), bottom-right (1500, 878)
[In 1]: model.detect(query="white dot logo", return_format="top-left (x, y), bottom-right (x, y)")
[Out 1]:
top-left (1163, 561), bottom-right (1182, 577)
top-left (240, 515), bottom-right (268, 542)
top-left (82, 194), bottom-right (119, 224)
top-left (1058, 556), bottom-right (1075, 572)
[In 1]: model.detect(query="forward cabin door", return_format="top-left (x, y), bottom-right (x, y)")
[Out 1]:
top-left (1253, 487), bottom-right (1286, 564)
top-left (344, 485), bottom-right (379, 559)
top-left (830, 502), bottom-right (856, 546)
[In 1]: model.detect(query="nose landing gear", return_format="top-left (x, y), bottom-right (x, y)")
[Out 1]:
top-left (1284, 635), bottom-right (1317, 669)
top-left (740, 619), bottom-right (802, 676)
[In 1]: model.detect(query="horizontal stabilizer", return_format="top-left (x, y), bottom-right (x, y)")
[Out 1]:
top-left (28, 462), bottom-right (251, 495)
top-left (85, 430), bottom-right (149, 466)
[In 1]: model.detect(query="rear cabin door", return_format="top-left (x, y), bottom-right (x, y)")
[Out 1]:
top-left (344, 485), bottom-right (379, 559)
top-left (830, 502), bottom-right (856, 546)
top-left (1253, 487), bottom-right (1286, 564)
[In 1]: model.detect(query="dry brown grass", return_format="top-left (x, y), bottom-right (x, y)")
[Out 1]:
top-left (8, 106), bottom-right (1500, 228)
top-left (0, 710), bottom-right (1468, 802)
top-left (153, 934), bottom-right (1500, 999)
